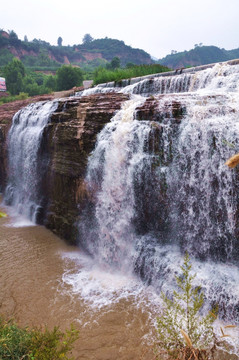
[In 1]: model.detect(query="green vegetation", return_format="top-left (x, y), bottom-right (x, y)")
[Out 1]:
top-left (0, 30), bottom-right (153, 70)
top-left (56, 65), bottom-right (83, 91)
top-left (1, 58), bottom-right (83, 96)
top-left (159, 45), bottom-right (239, 69)
top-left (93, 63), bottom-right (170, 85)
top-left (0, 29), bottom-right (170, 97)
top-left (4, 58), bottom-right (25, 95)
top-left (156, 253), bottom-right (217, 359)
top-left (0, 211), bottom-right (7, 217)
top-left (0, 92), bottom-right (29, 106)
top-left (0, 316), bottom-right (79, 360)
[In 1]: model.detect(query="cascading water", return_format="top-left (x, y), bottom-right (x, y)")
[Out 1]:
top-left (172, 93), bottom-right (239, 261)
top-left (79, 62), bottom-right (239, 321)
top-left (4, 100), bottom-right (58, 223)
top-left (79, 96), bottom-right (150, 270)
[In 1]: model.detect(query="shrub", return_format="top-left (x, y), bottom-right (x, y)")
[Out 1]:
top-left (0, 92), bottom-right (29, 106)
top-left (93, 63), bottom-right (171, 85)
top-left (156, 253), bottom-right (217, 359)
top-left (56, 65), bottom-right (83, 91)
top-left (0, 316), bottom-right (79, 360)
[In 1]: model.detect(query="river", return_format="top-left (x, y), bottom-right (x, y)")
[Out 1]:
top-left (0, 203), bottom-right (158, 360)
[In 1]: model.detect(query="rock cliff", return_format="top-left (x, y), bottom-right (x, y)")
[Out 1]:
top-left (0, 92), bottom-right (188, 245)
top-left (36, 93), bottom-right (129, 243)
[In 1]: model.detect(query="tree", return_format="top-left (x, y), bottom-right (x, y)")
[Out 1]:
top-left (38, 49), bottom-right (51, 66)
top-left (44, 75), bottom-right (56, 91)
top-left (8, 30), bottom-right (18, 41)
top-left (106, 56), bottom-right (121, 70)
top-left (57, 36), bottom-right (63, 47)
top-left (82, 33), bottom-right (93, 44)
top-left (24, 35), bottom-right (28, 42)
top-left (110, 56), bottom-right (120, 69)
top-left (56, 65), bottom-right (83, 91)
top-left (8, 30), bottom-right (19, 46)
top-left (156, 253), bottom-right (217, 359)
top-left (126, 62), bottom-right (135, 68)
top-left (4, 58), bottom-right (25, 95)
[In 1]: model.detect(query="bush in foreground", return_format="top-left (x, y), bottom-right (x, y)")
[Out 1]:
top-left (156, 253), bottom-right (218, 359)
top-left (0, 317), bottom-right (79, 360)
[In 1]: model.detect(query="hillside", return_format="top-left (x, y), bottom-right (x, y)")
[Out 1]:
top-left (0, 30), bottom-right (153, 69)
top-left (158, 45), bottom-right (239, 69)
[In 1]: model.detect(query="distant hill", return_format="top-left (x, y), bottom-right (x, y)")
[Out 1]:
top-left (0, 30), bottom-right (153, 69)
top-left (158, 45), bottom-right (239, 69)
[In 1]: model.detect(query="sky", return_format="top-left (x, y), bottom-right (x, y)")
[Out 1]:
top-left (1, 0), bottom-right (239, 59)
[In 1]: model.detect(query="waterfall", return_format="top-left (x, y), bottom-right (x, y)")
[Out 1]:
top-left (4, 61), bottom-right (239, 320)
top-left (80, 96), bottom-right (148, 269)
top-left (80, 62), bottom-right (239, 319)
top-left (4, 100), bottom-right (58, 223)
top-left (172, 92), bottom-right (239, 261)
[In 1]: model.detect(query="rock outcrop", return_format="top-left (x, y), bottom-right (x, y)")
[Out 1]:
top-left (0, 92), bottom-right (188, 245)
top-left (41, 93), bottom-right (129, 243)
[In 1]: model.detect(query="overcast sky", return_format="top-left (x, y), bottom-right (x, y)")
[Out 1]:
top-left (1, 0), bottom-right (239, 59)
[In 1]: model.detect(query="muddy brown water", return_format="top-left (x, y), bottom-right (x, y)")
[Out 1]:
top-left (0, 205), bottom-right (157, 360)
top-left (1, 205), bottom-right (238, 360)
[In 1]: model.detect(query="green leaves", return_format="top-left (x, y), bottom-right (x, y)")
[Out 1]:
top-left (156, 253), bottom-right (217, 358)
top-left (0, 211), bottom-right (7, 218)
top-left (0, 317), bottom-right (79, 360)
top-left (56, 65), bottom-right (83, 91)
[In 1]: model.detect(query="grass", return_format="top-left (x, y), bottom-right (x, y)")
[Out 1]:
top-left (93, 64), bottom-right (171, 85)
top-left (0, 92), bottom-right (29, 106)
top-left (0, 316), bottom-right (79, 360)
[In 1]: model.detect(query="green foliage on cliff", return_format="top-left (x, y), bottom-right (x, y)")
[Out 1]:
top-left (0, 316), bottom-right (79, 360)
top-left (158, 45), bottom-right (239, 69)
top-left (156, 253), bottom-right (217, 359)
top-left (93, 63), bottom-right (171, 85)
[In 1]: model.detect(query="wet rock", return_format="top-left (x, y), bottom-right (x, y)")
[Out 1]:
top-left (43, 93), bottom-right (129, 244)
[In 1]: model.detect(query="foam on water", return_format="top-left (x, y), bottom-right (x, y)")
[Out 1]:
top-left (60, 246), bottom-right (239, 355)
top-left (60, 250), bottom-right (160, 311)
top-left (0, 201), bottom-right (35, 227)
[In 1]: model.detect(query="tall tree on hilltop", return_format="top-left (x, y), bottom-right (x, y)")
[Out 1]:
top-left (57, 36), bottom-right (63, 47)
top-left (82, 33), bottom-right (93, 44)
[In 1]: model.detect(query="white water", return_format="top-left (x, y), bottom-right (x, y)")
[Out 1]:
top-left (81, 62), bottom-right (239, 97)
top-left (4, 100), bottom-right (58, 223)
top-left (76, 62), bottom-right (239, 325)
